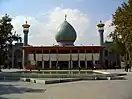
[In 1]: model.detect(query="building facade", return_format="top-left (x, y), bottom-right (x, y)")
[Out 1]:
top-left (22, 15), bottom-right (103, 70)
top-left (6, 42), bottom-right (23, 69)
top-left (103, 41), bottom-right (120, 69)
top-left (23, 46), bottom-right (102, 69)
top-left (6, 15), bottom-right (120, 69)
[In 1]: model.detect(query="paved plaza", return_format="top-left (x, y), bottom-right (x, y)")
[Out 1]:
top-left (0, 70), bottom-right (132, 99)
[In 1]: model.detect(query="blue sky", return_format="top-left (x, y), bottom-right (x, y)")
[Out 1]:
top-left (0, 0), bottom-right (128, 45)
top-left (0, 0), bottom-right (126, 20)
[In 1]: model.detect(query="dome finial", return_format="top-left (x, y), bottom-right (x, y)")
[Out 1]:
top-left (26, 17), bottom-right (28, 24)
top-left (65, 14), bottom-right (67, 21)
top-left (26, 20), bottom-right (27, 24)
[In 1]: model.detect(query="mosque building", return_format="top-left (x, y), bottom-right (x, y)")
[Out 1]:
top-left (7, 15), bottom-right (120, 70)
top-left (22, 15), bottom-right (104, 70)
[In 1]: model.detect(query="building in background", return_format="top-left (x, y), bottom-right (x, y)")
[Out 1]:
top-left (5, 42), bottom-right (23, 69)
top-left (103, 41), bottom-right (120, 69)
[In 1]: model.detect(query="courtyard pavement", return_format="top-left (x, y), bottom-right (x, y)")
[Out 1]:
top-left (0, 69), bottom-right (132, 99)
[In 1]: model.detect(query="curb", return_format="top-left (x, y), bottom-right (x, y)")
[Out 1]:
top-left (20, 78), bottom-right (82, 84)
top-left (20, 76), bottom-right (126, 84)
top-left (93, 70), bottom-right (111, 74)
top-left (20, 78), bottom-right (45, 84)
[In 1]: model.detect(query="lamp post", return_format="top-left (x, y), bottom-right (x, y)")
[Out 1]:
top-left (22, 21), bottom-right (30, 69)
top-left (97, 21), bottom-right (105, 67)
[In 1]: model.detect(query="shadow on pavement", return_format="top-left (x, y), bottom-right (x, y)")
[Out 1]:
top-left (0, 97), bottom-right (9, 99)
top-left (0, 83), bottom-right (46, 96)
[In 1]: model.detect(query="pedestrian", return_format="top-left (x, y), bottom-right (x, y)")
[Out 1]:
top-left (126, 63), bottom-right (129, 72)
top-left (129, 65), bottom-right (131, 72)
top-left (129, 62), bottom-right (131, 72)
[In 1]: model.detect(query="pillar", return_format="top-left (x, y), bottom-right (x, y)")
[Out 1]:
top-left (99, 28), bottom-right (104, 66)
top-left (24, 33), bottom-right (28, 66)
top-left (92, 48), bottom-right (94, 69)
top-left (69, 49), bottom-right (71, 69)
top-left (22, 49), bottom-right (28, 69)
top-left (70, 50), bottom-right (73, 69)
top-left (85, 49), bottom-right (87, 69)
top-left (12, 48), bottom-right (14, 68)
top-left (42, 49), bottom-right (44, 69)
top-left (78, 50), bottom-right (80, 68)
top-left (49, 50), bottom-right (52, 69)
top-left (22, 50), bottom-right (25, 69)
top-left (34, 49), bottom-right (36, 68)
top-left (69, 61), bottom-right (70, 70)
top-left (56, 49), bottom-right (59, 69)
top-left (23, 33), bottom-right (28, 67)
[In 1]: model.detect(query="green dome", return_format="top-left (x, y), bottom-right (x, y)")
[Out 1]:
top-left (55, 20), bottom-right (77, 46)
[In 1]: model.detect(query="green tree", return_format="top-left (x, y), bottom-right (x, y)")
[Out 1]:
top-left (109, 0), bottom-right (132, 63)
top-left (0, 14), bottom-right (22, 70)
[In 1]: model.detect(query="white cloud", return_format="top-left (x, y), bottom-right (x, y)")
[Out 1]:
top-left (104, 19), bottom-right (115, 41)
top-left (0, 8), bottom-right (115, 46)
top-left (11, 7), bottom-right (89, 46)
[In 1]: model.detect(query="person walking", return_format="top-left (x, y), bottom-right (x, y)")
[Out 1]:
top-left (126, 63), bottom-right (129, 72)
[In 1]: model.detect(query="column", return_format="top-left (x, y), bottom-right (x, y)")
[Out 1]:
top-left (99, 30), bottom-right (104, 66)
top-left (69, 61), bottom-right (70, 70)
top-left (23, 49), bottom-right (28, 69)
top-left (68, 49), bottom-right (70, 74)
top-left (85, 49), bottom-right (87, 69)
top-left (34, 49), bottom-right (36, 68)
top-left (23, 34), bottom-right (28, 67)
top-left (12, 48), bottom-right (14, 68)
top-left (92, 47), bottom-right (94, 70)
top-left (78, 50), bottom-right (80, 68)
top-left (22, 50), bottom-right (25, 69)
top-left (56, 49), bottom-right (59, 69)
top-left (49, 50), bottom-right (52, 69)
top-left (100, 48), bottom-right (104, 67)
top-left (70, 50), bottom-right (73, 69)
top-left (42, 49), bottom-right (44, 69)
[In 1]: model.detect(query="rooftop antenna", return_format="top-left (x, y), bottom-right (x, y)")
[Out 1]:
top-left (65, 14), bottom-right (67, 21)
top-left (26, 17), bottom-right (28, 24)
top-left (100, 20), bottom-right (103, 24)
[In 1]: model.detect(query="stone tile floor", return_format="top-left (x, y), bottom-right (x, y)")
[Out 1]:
top-left (0, 69), bottom-right (132, 99)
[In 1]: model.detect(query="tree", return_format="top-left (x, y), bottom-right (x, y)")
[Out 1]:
top-left (108, 31), bottom-right (126, 55)
top-left (109, 0), bottom-right (132, 63)
top-left (0, 14), bottom-right (22, 70)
